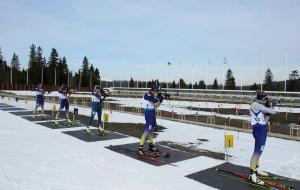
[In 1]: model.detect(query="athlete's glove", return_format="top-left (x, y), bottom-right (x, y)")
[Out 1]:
top-left (157, 93), bottom-right (164, 103)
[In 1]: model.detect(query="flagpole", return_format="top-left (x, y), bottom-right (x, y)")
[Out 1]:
top-left (10, 66), bottom-right (12, 84)
top-left (79, 70), bottom-right (81, 90)
top-left (241, 57), bottom-right (243, 91)
top-left (284, 55), bottom-right (287, 92)
top-left (179, 63), bottom-right (181, 89)
top-left (206, 60), bottom-right (208, 90)
top-left (192, 64), bottom-right (194, 89)
top-left (41, 66), bottom-right (44, 85)
top-left (167, 64), bottom-right (169, 89)
top-left (26, 68), bottom-right (28, 85)
top-left (67, 70), bottom-right (70, 87)
top-left (55, 67), bottom-right (57, 86)
top-left (222, 59), bottom-right (224, 90)
top-left (261, 56), bottom-right (263, 91)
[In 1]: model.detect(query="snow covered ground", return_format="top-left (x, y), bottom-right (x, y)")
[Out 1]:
top-left (0, 97), bottom-right (300, 190)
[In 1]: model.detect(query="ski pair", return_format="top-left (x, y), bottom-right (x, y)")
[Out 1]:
top-left (215, 168), bottom-right (294, 190)
top-left (143, 150), bottom-right (170, 158)
top-left (114, 146), bottom-right (176, 167)
top-left (259, 175), bottom-right (300, 182)
top-left (84, 129), bottom-right (108, 136)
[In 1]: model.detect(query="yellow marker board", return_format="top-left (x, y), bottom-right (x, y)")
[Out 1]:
top-left (103, 113), bottom-right (110, 122)
top-left (225, 134), bottom-right (234, 148)
top-left (52, 104), bottom-right (56, 112)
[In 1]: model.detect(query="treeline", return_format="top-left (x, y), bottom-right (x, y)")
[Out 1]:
top-left (1, 45), bottom-right (299, 91)
top-left (125, 68), bottom-right (300, 92)
top-left (0, 44), bottom-right (100, 88)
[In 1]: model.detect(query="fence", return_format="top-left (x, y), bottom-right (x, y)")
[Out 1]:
top-left (1, 92), bottom-right (299, 141)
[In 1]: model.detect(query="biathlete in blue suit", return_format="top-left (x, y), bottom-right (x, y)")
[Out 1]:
top-left (249, 91), bottom-right (276, 185)
top-left (55, 84), bottom-right (72, 124)
top-left (32, 84), bottom-right (45, 118)
top-left (85, 85), bottom-right (109, 133)
top-left (138, 86), bottom-right (163, 156)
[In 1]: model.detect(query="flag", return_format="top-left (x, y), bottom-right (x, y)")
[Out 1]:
top-left (223, 57), bottom-right (227, 64)
top-left (167, 61), bottom-right (172, 66)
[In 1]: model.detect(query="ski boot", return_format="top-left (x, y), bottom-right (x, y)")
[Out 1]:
top-left (138, 146), bottom-right (145, 156)
top-left (256, 166), bottom-right (268, 176)
top-left (66, 118), bottom-right (72, 123)
top-left (85, 126), bottom-right (91, 133)
top-left (249, 170), bottom-right (264, 185)
top-left (149, 143), bottom-right (158, 152)
top-left (98, 125), bottom-right (104, 133)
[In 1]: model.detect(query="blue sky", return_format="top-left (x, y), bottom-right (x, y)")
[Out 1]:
top-left (0, 0), bottom-right (299, 85)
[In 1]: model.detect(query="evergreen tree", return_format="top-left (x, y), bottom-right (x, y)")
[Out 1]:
top-left (250, 83), bottom-right (259, 90)
top-left (129, 77), bottom-right (134, 87)
top-left (93, 68), bottom-right (100, 86)
top-left (31, 46), bottom-right (43, 84)
top-left (171, 80), bottom-right (176, 88)
top-left (287, 70), bottom-right (300, 91)
top-left (10, 53), bottom-right (21, 83)
top-left (179, 78), bottom-right (186, 88)
top-left (89, 64), bottom-right (94, 87)
top-left (193, 82), bottom-right (198, 89)
top-left (47, 48), bottom-right (59, 85)
top-left (42, 57), bottom-right (47, 85)
top-left (263, 68), bottom-right (273, 91)
top-left (161, 82), bottom-right (167, 88)
top-left (73, 70), bottom-right (81, 89)
top-left (28, 44), bottom-right (37, 84)
top-left (20, 68), bottom-right (27, 85)
top-left (198, 80), bottom-right (206, 89)
top-left (56, 56), bottom-right (68, 85)
top-left (81, 56), bottom-right (90, 87)
top-left (89, 64), bottom-right (100, 87)
top-left (0, 47), bottom-right (7, 83)
top-left (224, 68), bottom-right (236, 90)
top-left (212, 78), bottom-right (219, 89)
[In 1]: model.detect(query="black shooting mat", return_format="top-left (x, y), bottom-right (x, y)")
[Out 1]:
top-left (9, 111), bottom-right (34, 116)
top-left (107, 142), bottom-right (198, 166)
top-left (20, 114), bottom-right (56, 122)
top-left (0, 104), bottom-right (14, 107)
top-left (35, 120), bottom-right (84, 129)
top-left (63, 129), bottom-right (128, 142)
top-left (186, 162), bottom-right (300, 190)
top-left (0, 107), bottom-right (26, 111)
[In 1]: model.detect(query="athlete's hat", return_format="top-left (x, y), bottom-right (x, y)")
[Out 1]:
top-left (256, 91), bottom-right (268, 100)
top-left (150, 85), bottom-right (160, 92)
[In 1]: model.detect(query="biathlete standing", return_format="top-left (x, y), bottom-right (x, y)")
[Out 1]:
top-left (85, 85), bottom-right (109, 133)
top-left (249, 91), bottom-right (276, 185)
top-left (32, 84), bottom-right (45, 118)
top-left (55, 84), bottom-right (72, 124)
top-left (138, 86), bottom-right (163, 156)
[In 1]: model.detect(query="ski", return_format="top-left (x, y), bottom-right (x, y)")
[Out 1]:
top-left (215, 168), bottom-right (294, 190)
top-left (112, 146), bottom-right (176, 167)
top-left (144, 150), bottom-right (170, 158)
top-left (218, 172), bottom-right (278, 190)
top-left (83, 130), bottom-right (108, 136)
top-left (56, 121), bottom-right (73, 127)
top-left (33, 114), bottom-right (50, 121)
top-left (259, 174), bottom-right (300, 183)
